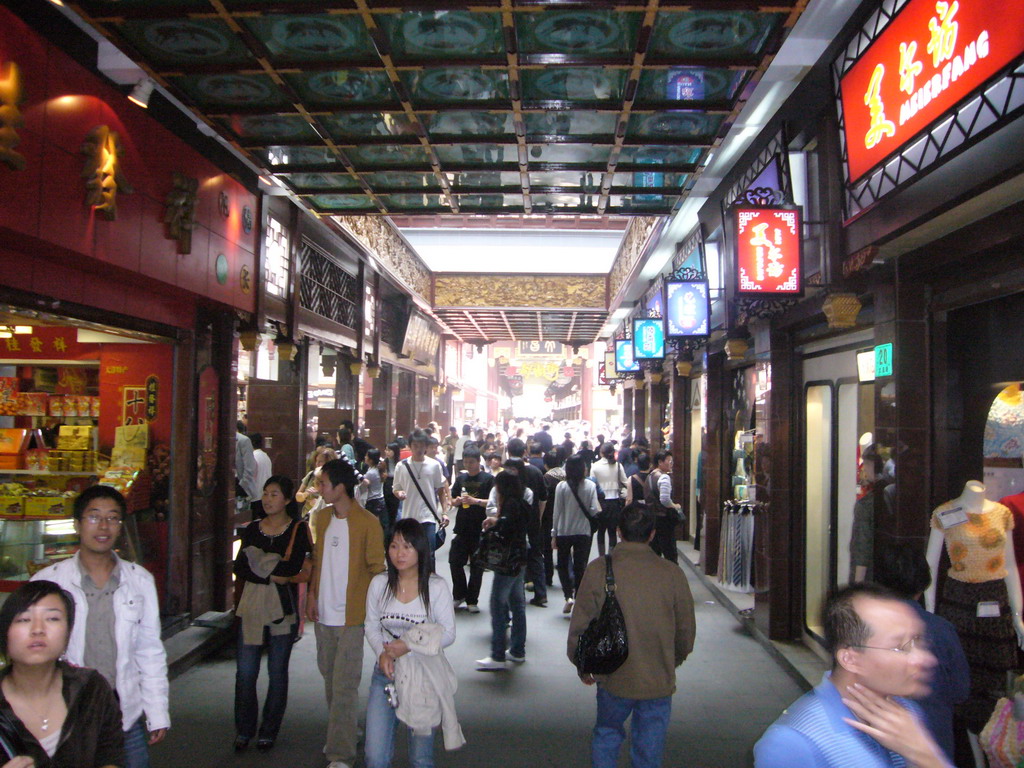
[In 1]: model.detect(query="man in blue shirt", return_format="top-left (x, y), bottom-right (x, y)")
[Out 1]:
top-left (755, 583), bottom-right (952, 768)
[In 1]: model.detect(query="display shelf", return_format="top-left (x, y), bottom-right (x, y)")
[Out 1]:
top-left (0, 470), bottom-right (99, 476)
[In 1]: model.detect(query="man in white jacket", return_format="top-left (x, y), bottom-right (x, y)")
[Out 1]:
top-left (32, 485), bottom-right (170, 768)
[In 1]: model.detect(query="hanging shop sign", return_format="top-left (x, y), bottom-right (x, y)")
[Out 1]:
top-left (400, 309), bottom-right (440, 366)
top-left (614, 339), bottom-right (640, 374)
top-left (603, 351), bottom-right (620, 380)
top-left (839, 0), bottom-right (1024, 183)
top-left (665, 280), bottom-right (711, 337)
top-left (517, 340), bottom-right (564, 357)
top-left (734, 207), bottom-right (803, 296)
top-left (632, 318), bottom-right (665, 360)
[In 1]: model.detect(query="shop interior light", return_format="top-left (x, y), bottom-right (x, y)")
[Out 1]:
top-left (13, 326), bottom-right (32, 334)
top-left (0, 331), bottom-right (10, 339)
top-left (127, 77), bottom-right (155, 108)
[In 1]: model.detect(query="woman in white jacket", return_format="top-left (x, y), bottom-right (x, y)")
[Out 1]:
top-left (364, 518), bottom-right (456, 768)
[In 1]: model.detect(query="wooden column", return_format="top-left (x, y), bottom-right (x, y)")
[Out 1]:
top-left (702, 350), bottom-right (726, 577)
top-left (634, 385), bottom-right (647, 443)
top-left (622, 386), bottom-right (634, 440)
top-left (672, 368), bottom-right (690, 540)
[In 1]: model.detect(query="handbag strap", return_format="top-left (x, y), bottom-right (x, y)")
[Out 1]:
top-left (568, 481), bottom-right (597, 523)
top-left (282, 519), bottom-right (300, 560)
top-left (402, 459), bottom-right (443, 525)
top-left (603, 555), bottom-right (616, 595)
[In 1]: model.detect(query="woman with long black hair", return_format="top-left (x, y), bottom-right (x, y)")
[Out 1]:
top-left (233, 475), bottom-right (312, 753)
top-left (552, 455), bottom-right (602, 614)
top-left (364, 518), bottom-right (457, 768)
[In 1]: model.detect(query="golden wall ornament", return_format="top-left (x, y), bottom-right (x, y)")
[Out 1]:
top-left (434, 275), bottom-right (605, 309)
top-left (335, 216), bottom-right (431, 298)
top-left (0, 61), bottom-right (26, 171)
top-left (164, 172), bottom-right (199, 254)
top-left (822, 292), bottom-right (862, 330)
top-left (81, 125), bottom-right (132, 220)
top-left (608, 216), bottom-right (661, 299)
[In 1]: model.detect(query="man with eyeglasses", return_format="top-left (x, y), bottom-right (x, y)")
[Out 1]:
top-left (755, 583), bottom-right (951, 768)
top-left (32, 485), bottom-right (169, 768)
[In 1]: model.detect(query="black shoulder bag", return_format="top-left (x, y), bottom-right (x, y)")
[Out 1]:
top-left (574, 555), bottom-right (629, 675)
top-left (568, 481), bottom-right (600, 534)
top-left (474, 509), bottom-right (526, 575)
top-left (402, 459), bottom-right (447, 550)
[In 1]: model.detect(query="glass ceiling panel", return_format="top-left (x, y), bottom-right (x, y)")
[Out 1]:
top-left (608, 194), bottom-right (678, 212)
top-left (532, 193), bottom-right (597, 210)
top-left (283, 173), bottom-right (361, 190)
top-left (529, 171), bottom-right (597, 188)
top-left (116, 19), bottom-right (255, 68)
top-left (617, 146), bottom-right (703, 166)
top-left (220, 114), bottom-right (319, 143)
top-left (611, 172), bottom-right (689, 189)
top-left (322, 112), bottom-right (415, 140)
top-left (379, 11), bottom-right (504, 61)
top-left (527, 145), bottom-right (611, 165)
top-left (168, 74), bottom-right (290, 110)
top-left (401, 68), bottom-right (510, 104)
top-left (435, 144), bottom-right (518, 165)
top-left (263, 146), bottom-right (339, 168)
top-left (515, 10), bottom-right (642, 57)
top-left (308, 194), bottom-right (376, 211)
top-left (241, 15), bottom-right (376, 63)
top-left (649, 11), bottom-right (783, 59)
top-left (524, 111), bottom-right (617, 138)
top-left (448, 171), bottom-right (520, 188)
top-left (636, 68), bottom-right (745, 103)
top-left (346, 145), bottom-right (433, 167)
top-left (458, 194), bottom-right (525, 209)
top-left (362, 172), bottom-right (441, 189)
top-left (377, 193), bottom-right (448, 210)
top-left (626, 112), bottom-right (724, 140)
top-left (521, 68), bottom-right (626, 102)
top-left (284, 71), bottom-right (400, 107)
top-left (426, 112), bottom-right (514, 137)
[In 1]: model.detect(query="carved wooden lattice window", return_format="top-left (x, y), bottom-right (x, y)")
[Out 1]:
top-left (379, 295), bottom-right (405, 351)
top-left (298, 239), bottom-right (358, 329)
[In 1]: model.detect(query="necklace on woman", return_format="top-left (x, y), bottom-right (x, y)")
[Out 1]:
top-left (6, 677), bottom-right (59, 731)
top-left (259, 517), bottom-right (289, 539)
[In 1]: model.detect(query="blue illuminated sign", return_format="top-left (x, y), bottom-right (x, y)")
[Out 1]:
top-left (615, 339), bottom-right (640, 373)
top-left (633, 318), bottom-right (665, 360)
top-left (666, 280), bottom-right (710, 337)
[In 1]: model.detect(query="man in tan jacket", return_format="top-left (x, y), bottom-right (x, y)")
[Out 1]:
top-left (568, 504), bottom-right (696, 768)
top-left (307, 458), bottom-right (386, 768)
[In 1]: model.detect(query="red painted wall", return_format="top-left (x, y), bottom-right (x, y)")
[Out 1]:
top-left (0, 7), bottom-right (257, 324)
top-left (97, 343), bottom-right (174, 455)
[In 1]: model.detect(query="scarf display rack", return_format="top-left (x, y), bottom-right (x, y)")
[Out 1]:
top-left (718, 500), bottom-right (765, 593)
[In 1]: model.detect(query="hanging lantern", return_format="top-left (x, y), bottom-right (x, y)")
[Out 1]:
top-left (676, 360), bottom-right (692, 377)
top-left (647, 371), bottom-right (663, 385)
top-left (725, 338), bottom-right (748, 362)
top-left (634, 379), bottom-right (646, 391)
top-left (822, 293), bottom-right (862, 330)
top-left (275, 336), bottom-right (297, 361)
top-left (349, 361), bottom-right (364, 376)
top-left (367, 364), bottom-right (381, 379)
top-left (239, 327), bottom-right (261, 352)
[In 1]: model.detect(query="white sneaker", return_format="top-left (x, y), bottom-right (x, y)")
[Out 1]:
top-left (327, 762), bottom-right (351, 768)
top-left (475, 656), bottom-right (508, 671)
top-left (453, 599), bottom-right (466, 610)
top-left (507, 653), bottom-right (526, 663)
top-left (467, 604), bottom-right (480, 613)
top-left (563, 599), bottom-right (574, 615)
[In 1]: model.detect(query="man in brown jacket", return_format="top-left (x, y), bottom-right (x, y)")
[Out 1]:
top-left (306, 458), bottom-right (386, 768)
top-left (568, 504), bottom-right (696, 768)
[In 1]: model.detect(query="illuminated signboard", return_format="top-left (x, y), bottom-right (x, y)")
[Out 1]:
top-left (734, 207), bottom-right (803, 296)
top-left (614, 339), bottom-right (640, 373)
top-left (839, 0), bottom-right (1024, 184)
top-left (632, 318), bottom-right (665, 360)
top-left (665, 280), bottom-right (710, 337)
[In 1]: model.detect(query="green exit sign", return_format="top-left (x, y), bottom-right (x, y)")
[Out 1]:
top-left (875, 343), bottom-right (894, 377)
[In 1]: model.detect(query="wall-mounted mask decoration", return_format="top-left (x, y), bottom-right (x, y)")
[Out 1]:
top-left (81, 125), bottom-right (133, 220)
top-left (164, 171), bottom-right (198, 253)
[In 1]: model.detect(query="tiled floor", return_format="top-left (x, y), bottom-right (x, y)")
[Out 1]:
top-left (155, 545), bottom-right (807, 768)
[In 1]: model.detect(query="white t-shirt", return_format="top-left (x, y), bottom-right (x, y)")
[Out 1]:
top-left (364, 573), bottom-right (456, 658)
top-left (393, 458), bottom-right (446, 524)
top-left (318, 515), bottom-right (350, 626)
top-left (454, 436), bottom-right (471, 461)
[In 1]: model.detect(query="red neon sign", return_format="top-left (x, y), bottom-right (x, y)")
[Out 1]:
top-left (735, 207), bottom-right (802, 295)
top-left (840, 0), bottom-right (1024, 183)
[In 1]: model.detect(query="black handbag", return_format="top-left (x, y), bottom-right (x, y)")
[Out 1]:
top-left (574, 555), bottom-right (629, 675)
top-left (473, 519), bottom-right (525, 575)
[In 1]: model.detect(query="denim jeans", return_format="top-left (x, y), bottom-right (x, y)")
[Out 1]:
top-left (592, 686), bottom-right (672, 768)
top-left (489, 569), bottom-right (526, 660)
top-left (123, 716), bottom-right (151, 768)
top-left (364, 667), bottom-right (435, 768)
top-left (235, 623), bottom-right (297, 741)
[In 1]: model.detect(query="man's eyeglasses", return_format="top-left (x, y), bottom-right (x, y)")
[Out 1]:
top-left (83, 515), bottom-right (123, 527)
top-left (851, 636), bottom-right (929, 655)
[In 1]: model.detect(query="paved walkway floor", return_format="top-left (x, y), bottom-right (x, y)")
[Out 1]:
top-left (154, 547), bottom-right (805, 768)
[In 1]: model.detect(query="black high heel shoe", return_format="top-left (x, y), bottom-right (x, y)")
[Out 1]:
top-left (233, 736), bottom-right (250, 752)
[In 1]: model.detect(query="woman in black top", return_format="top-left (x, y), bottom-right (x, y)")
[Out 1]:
top-left (0, 580), bottom-right (123, 768)
top-left (628, 452), bottom-right (651, 508)
top-left (233, 475), bottom-right (312, 753)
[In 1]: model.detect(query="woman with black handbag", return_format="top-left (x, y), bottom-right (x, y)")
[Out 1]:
top-left (475, 471), bottom-right (530, 671)
top-left (552, 455), bottom-right (603, 615)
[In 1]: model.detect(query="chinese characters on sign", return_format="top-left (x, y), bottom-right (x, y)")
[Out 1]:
top-left (614, 339), bottom-right (640, 374)
top-left (666, 281), bottom-right (710, 337)
top-left (517, 340), bottom-right (564, 357)
top-left (81, 125), bottom-right (133, 220)
top-left (0, 61), bottom-right (25, 171)
top-left (839, 0), bottom-right (1024, 183)
top-left (734, 207), bottom-right (802, 295)
top-left (633, 319), bottom-right (666, 360)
